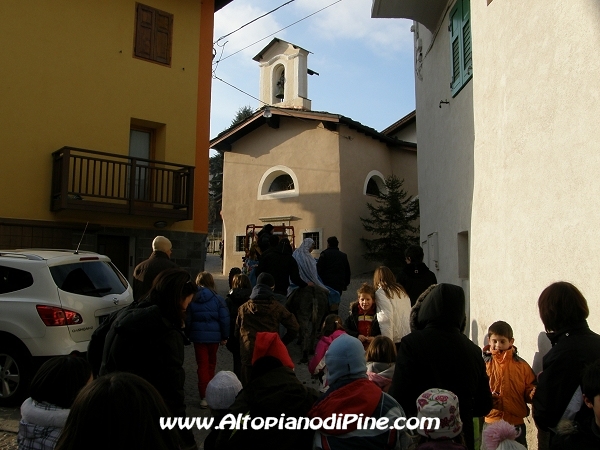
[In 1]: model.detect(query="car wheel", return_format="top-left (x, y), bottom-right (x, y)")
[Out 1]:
top-left (0, 345), bottom-right (32, 406)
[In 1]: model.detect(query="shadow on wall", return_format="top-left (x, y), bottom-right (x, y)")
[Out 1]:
top-left (532, 331), bottom-right (552, 375)
top-left (471, 319), bottom-right (479, 345)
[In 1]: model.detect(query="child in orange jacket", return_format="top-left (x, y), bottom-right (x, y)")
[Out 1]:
top-left (482, 321), bottom-right (536, 448)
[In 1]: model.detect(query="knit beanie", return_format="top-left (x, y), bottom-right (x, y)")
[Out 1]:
top-left (325, 334), bottom-right (366, 385)
top-left (205, 371), bottom-right (242, 410)
top-left (416, 388), bottom-right (463, 439)
top-left (252, 332), bottom-right (294, 369)
top-left (482, 420), bottom-right (527, 450)
top-left (256, 272), bottom-right (275, 288)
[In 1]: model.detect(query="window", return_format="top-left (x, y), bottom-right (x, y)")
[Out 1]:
top-left (269, 174), bottom-right (294, 193)
top-left (134, 3), bottom-right (173, 66)
top-left (234, 235), bottom-right (245, 253)
top-left (0, 266), bottom-right (33, 294)
top-left (50, 262), bottom-right (128, 297)
top-left (363, 171), bottom-right (386, 197)
top-left (449, 0), bottom-right (472, 96)
top-left (302, 230), bottom-right (322, 251)
top-left (258, 166), bottom-right (299, 200)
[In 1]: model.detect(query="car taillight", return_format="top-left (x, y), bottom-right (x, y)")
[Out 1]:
top-left (36, 305), bottom-right (83, 326)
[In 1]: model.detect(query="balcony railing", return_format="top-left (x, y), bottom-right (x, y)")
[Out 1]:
top-left (51, 147), bottom-right (194, 220)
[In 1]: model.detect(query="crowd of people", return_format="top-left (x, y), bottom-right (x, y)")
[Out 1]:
top-left (15, 235), bottom-right (600, 450)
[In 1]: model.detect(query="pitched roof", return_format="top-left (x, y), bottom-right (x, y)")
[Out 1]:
top-left (381, 110), bottom-right (416, 136)
top-left (210, 107), bottom-right (417, 152)
top-left (252, 38), bottom-right (311, 62)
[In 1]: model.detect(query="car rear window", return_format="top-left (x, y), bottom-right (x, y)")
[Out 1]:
top-left (0, 265), bottom-right (34, 294)
top-left (50, 261), bottom-right (128, 297)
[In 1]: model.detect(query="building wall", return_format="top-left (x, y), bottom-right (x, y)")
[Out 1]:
top-left (469, 0), bottom-right (600, 364)
top-left (221, 118), bottom-right (341, 274)
top-left (339, 130), bottom-right (419, 275)
top-left (413, 17), bottom-right (474, 310)
top-left (0, 0), bottom-right (202, 232)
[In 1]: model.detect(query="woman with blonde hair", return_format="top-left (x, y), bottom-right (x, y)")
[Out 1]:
top-left (373, 266), bottom-right (411, 347)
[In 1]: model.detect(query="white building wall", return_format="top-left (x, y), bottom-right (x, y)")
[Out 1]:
top-left (470, 0), bottom-right (600, 365)
top-left (413, 19), bottom-right (474, 321)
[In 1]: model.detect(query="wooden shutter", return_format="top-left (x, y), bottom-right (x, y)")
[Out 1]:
top-left (154, 11), bottom-right (172, 65)
top-left (449, 1), bottom-right (463, 95)
top-left (135, 4), bottom-right (154, 60)
top-left (462, 0), bottom-right (472, 82)
top-left (134, 3), bottom-right (172, 66)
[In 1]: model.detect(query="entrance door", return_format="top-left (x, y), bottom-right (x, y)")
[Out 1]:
top-left (98, 235), bottom-right (130, 280)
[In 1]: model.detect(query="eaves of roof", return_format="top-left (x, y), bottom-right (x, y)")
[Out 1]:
top-left (210, 107), bottom-right (417, 152)
top-left (381, 110), bottom-right (416, 136)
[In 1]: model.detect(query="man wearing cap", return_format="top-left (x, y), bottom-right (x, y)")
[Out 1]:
top-left (308, 334), bottom-right (409, 450)
top-left (132, 236), bottom-right (178, 301)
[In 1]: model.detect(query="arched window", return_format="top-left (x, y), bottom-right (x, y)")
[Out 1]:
top-left (272, 64), bottom-right (285, 103)
top-left (363, 170), bottom-right (386, 197)
top-left (268, 174), bottom-right (294, 192)
top-left (258, 166), bottom-right (299, 200)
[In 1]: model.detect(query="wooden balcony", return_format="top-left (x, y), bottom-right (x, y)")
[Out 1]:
top-left (51, 147), bottom-right (194, 220)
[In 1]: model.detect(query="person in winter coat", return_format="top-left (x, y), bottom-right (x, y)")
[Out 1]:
top-left (132, 236), bottom-right (178, 301)
top-left (100, 268), bottom-right (198, 450)
top-left (255, 237), bottom-right (307, 296)
top-left (533, 282), bottom-right (600, 437)
top-left (374, 266), bottom-right (411, 348)
top-left (308, 333), bottom-right (410, 450)
top-left (482, 321), bottom-right (536, 448)
top-left (389, 283), bottom-right (492, 450)
top-left (549, 358), bottom-right (600, 450)
top-left (365, 335), bottom-right (397, 393)
top-left (396, 244), bottom-right (437, 307)
top-left (316, 236), bottom-right (351, 297)
top-left (186, 272), bottom-right (229, 408)
top-left (18, 355), bottom-right (92, 450)
top-left (344, 283), bottom-right (381, 350)
top-left (236, 272), bottom-right (299, 385)
top-left (308, 314), bottom-right (346, 389)
top-left (225, 273), bottom-right (252, 379)
top-left (216, 332), bottom-right (318, 450)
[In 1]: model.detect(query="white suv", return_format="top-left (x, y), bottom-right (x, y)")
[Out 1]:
top-left (0, 249), bottom-right (133, 405)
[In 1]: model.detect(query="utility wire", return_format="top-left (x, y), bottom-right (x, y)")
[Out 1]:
top-left (214, 0), bottom-right (296, 44)
top-left (214, 0), bottom-right (342, 65)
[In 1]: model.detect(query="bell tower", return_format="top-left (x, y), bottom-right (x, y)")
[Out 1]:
top-left (253, 38), bottom-right (312, 110)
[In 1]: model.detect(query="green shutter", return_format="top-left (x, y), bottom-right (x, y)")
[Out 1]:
top-left (450, 0), bottom-right (472, 97)
top-left (462, 0), bottom-right (472, 82)
top-left (450, 1), bottom-right (462, 95)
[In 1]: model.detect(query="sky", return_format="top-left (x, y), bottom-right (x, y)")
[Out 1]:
top-left (210, 0), bottom-right (416, 141)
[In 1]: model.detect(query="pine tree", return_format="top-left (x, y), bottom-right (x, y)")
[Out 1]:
top-left (360, 175), bottom-right (420, 271)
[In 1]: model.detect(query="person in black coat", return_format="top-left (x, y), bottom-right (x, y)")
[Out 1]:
top-left (225, 273), bottom-right (252, 379)
top-left (316, 236), bottom-right (351, 296)
top-left (396, 244), bottom-right (437, 307)
top-left (388, 283), bottom-right (492, 450)
top-left (255, 238), bottom-right (307, 296)
top-left (533, 282), bottom-right (600, 441)
top-left (132, 236), bottom-right (178, 301)
top-left (100, 268), bottom-right (197, 450)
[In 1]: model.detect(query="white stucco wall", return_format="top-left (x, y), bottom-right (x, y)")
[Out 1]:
top-left (413, 18), bottom-right (475, 312)
top-left (469, 0), bottom-right (600, 365)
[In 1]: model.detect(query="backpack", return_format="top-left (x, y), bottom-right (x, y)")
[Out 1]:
top-left (87, 299), bottom-right (138, 377)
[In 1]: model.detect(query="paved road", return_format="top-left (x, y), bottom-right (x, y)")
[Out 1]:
top-left (0, 254), bottom-right (370, 449)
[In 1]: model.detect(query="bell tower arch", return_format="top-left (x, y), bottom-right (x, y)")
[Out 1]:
top-left (253, 38), bottom-right (312, 110)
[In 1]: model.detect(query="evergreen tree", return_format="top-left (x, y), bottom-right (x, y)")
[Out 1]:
top-left (208, 105), bottom-right (254, 227)
top-left (360, 175), bottom-right (420, 271)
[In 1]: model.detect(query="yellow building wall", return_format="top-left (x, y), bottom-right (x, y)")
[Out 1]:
top-left (0, 0), bottom-right (205, 231)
